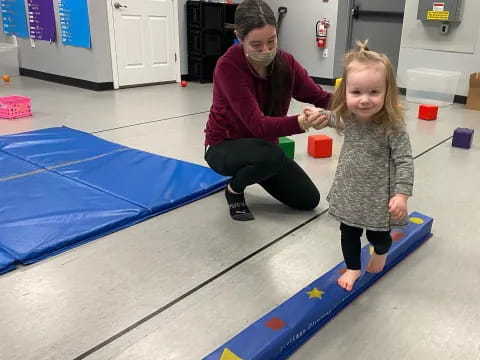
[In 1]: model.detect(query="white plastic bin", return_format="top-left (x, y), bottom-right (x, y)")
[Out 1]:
top-left (0, 43), bottom-right (20, 77)
top-left (406, 68), bottom-right (461, 107)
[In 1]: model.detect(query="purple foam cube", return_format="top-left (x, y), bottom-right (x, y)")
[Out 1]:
top-left (452, 128), bottom-right (474, 149)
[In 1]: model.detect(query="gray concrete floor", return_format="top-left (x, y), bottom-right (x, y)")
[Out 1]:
top-left (0, 76), bottom-right (479, 360)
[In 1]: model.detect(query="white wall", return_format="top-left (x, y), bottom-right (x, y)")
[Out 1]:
top-left (2, 0), bottom-right (355, 83)
top-left (178, 0), bottom-right (188, 75)
top-left (397, 0), bottom-right (480, 96)
top-left (5, 0), bottom-right (475, 94)
top-left (1, 0), bottom-right (113, 83)
top-left (1, 0), bottom-right (189, 81)
top-left (178, 0), bottom-right (346, 79)
top-left (263, 0), bottom-right (344, 79)
top-left (333, 0), bottom-right (350, 77)
top-left (4, 0), bottom-right (346, 82)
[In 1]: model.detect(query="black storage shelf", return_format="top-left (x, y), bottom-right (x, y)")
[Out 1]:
top-left (186, 1), bottom-right (238, 83)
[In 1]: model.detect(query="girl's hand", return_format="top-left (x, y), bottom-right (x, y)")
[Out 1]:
top-left (304, 107), bottom-right (329, 130)
top-left (389, 194), bottom-right (409, 220)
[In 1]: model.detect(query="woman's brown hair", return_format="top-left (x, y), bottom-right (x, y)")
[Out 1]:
top-left (235, 0), bottom-right (290, 116)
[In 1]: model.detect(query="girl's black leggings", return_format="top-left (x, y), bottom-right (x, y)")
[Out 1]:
top-left (340, 222), bottom-right (392, 270)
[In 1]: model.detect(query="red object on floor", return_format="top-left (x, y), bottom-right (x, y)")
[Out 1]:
top-left (418, 104), bottom-right (438, 120)
top-left (181, 80), bottom-right (187, 87)
top-left (308, 134), bottom-right (332, 158)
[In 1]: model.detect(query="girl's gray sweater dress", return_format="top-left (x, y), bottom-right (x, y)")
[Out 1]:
top-left (327, 116), bottom-right (414, 231)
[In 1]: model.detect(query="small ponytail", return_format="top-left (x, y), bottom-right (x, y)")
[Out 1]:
top-left (355, 40), bottom-right (370, 52)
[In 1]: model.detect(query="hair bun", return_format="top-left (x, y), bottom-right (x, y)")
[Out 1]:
top-left (355, 40), bottom-right (369, 52)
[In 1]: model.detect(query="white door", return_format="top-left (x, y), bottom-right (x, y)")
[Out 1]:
top-left (110, 0), bottom-right (178, 87)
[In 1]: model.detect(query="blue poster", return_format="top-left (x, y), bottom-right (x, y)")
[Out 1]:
top-left (58, 0), bottom-right (91, 48)
top-left (1, 0), bottom-right (29, 38)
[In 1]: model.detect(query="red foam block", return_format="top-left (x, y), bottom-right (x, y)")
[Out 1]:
top-left (418, 104), bottom-right (438, 120)
top-left (308, 134), bottom-right (332, 158)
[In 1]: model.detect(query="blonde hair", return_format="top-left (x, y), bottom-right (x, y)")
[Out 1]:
top-left (331, 40), bottom-right (404, 133)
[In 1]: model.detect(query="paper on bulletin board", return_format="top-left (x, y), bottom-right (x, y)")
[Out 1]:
top-left (58, 0), bottom-right (91, 48)
top-left (1, 0), bottom-right (29, 38)
top-left (27, 0), bottom-right (56, 42)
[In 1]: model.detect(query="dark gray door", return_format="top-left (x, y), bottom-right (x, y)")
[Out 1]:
top-left (347, 0), bottom-right (406, 70)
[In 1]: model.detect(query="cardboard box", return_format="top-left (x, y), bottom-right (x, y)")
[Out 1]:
top-left (466, 72), bottom-right (480, 111)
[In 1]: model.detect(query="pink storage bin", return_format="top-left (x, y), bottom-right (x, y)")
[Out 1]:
top-left (0, 96), bottom-right (32, 119)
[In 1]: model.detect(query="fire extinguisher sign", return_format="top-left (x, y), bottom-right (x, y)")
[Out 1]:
top-left (432, 2), bottom-right (445, 11)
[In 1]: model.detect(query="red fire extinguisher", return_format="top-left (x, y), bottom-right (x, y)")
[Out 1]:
top-left (316, 18), bottom-right (330, 48)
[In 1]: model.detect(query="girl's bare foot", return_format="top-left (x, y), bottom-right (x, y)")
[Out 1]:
top-left (337, 269), bottom-right (361, 291)
top-left (366, 252), bottom-right (387, 273)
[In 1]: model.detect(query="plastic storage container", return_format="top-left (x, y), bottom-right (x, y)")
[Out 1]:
top-left (0, 96), bottom-right (32, 119)
top-left (406, 68), bottom-right (461, 107)
top-left (0, 43), bottom-right (20, 77)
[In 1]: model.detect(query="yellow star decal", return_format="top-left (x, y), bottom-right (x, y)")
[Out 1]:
top-left (306, 287), bottom-right (325, 299)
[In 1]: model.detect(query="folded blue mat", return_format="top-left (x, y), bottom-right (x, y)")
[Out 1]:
top-left (0, 249), bottom-right (16, 275)
top-left (0, 127), bottom-right (228, 270)
top-left (0, 151), bottom-right (39, 179)
top-left (0, 170), bottom-right (147, 264)
top-left (0, 127), bottom-right (125, 168)
top-left (55, 148), bottom-right (227, 212)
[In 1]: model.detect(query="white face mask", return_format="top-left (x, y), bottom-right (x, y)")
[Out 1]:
top-left (246, 47), bottom-right (277, 67)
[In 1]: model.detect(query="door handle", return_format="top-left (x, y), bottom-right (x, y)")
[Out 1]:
top-left (352, 5), bottom-right (360, 20)
top-left (351, 5), bottom-right (403, 21)
top-left (114, 2), bottom-right (128, 9)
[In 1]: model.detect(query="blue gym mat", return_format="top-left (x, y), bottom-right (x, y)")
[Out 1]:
top-left (204, 212), bottom-right (433, 360)
top-left (0, 150), bottom-right (39, 179)
top-left (54, 148), bottom-right (224, 212)
top-left (0, 127), bottom-right (228, 272)
top-left (0, 249), bottom-right (15, 275)
top-left (0, 126), bottom-right (125, 168)
top-left (0, 170), bottom-right (147, 264)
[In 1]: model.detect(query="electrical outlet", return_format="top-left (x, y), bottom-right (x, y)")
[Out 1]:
top-left (322, 49), bottom-right (328, 57)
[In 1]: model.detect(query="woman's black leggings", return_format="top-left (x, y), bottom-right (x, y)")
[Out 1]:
top-left (204, 138), bottom-right (320, 210)
top-left (340, 222), bottom-right (392, 270)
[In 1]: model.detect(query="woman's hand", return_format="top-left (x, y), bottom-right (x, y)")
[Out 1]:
top-left (297, 112), bottom-right (310, 131)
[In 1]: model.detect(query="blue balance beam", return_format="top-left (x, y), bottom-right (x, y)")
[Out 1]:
top-left (204, 212), bottom-right (433, 360)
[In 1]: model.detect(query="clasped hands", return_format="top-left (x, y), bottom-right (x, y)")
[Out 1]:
top-left (298, 106), bottom-right (331, 131)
